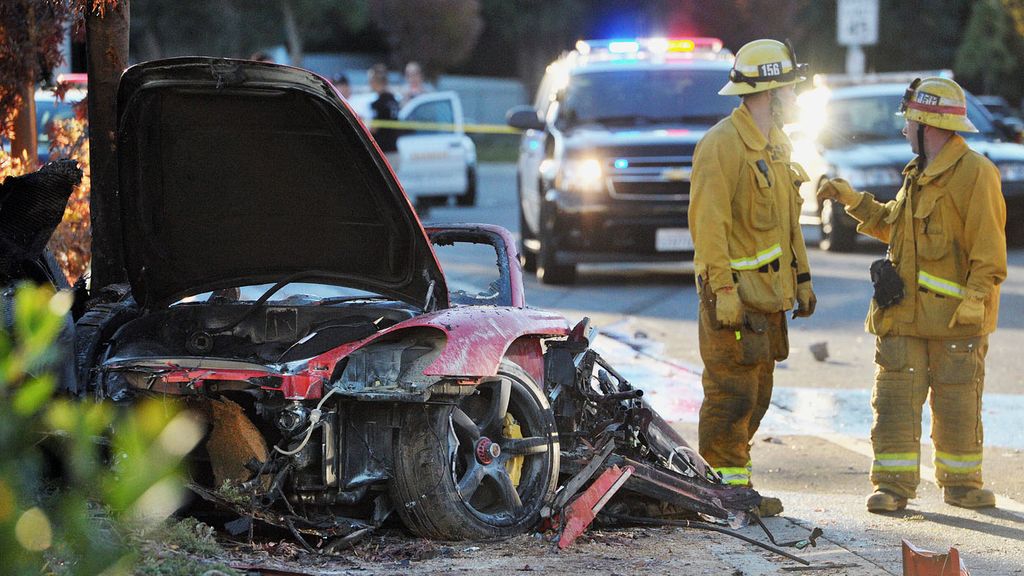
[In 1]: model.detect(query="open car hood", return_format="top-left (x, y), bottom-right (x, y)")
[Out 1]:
top-left (116, 58), bottom-right (446, 309)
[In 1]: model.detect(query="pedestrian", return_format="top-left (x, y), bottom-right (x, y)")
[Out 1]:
top-left (689, 39), bottom-right (816, 518)
top-left (368, 63), bottom-right (401, 168)
top-left (249, 50), bottom-right (274, 63)
top-left (401, 61), bottom-right (431, 102)
top-left (332, 73), bottom-right (352, 100)
top-left (817, 77), bottom-right (1006, 513)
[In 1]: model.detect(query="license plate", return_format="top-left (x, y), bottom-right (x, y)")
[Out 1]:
top-left (655, 228), bottom-right (693, 252)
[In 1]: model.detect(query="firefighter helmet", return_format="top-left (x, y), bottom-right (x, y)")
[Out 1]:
top-left (719, 39), bottom-right (808, 96)
top-left (897, 77), bottom-right (978, 133)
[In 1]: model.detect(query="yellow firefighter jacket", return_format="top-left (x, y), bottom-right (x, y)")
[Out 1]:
top-left (689, 105), bottom-right (811, 313)
top-left (846, 134), bottom-right (1007, 338)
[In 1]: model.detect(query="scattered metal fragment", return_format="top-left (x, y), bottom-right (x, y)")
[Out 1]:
top-left (902, 539), bottom-right (971, 576)
top-left (557, 464), bottom-right (633, 549)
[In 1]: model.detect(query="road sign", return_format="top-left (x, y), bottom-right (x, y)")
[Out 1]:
top-left (837, 0), bottom-right (879, 46)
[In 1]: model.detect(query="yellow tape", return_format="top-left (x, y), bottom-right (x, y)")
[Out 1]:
top-left (368, 119), bottom-right (522, 135)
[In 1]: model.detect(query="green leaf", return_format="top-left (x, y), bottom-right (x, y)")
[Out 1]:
top-left (12, 375), bottom-right (56, 416)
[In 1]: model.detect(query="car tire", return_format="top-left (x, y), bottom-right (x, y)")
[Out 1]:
top-left (74, 299), bottom-right (138, 397)
top-left (819, 198), bottom-right (856, 252)
top-left (536, 200), bottom-right (576, 284)
top-left (456, 166), bottom-right (477, 207)
top-left (389, 360), bottom-right (559, 540)
top-left (518, 204), bottom-right (538, 273)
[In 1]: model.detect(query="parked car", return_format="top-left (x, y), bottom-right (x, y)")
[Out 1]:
top-left (976, 94), bottom-right (1024, 142)
top-left (76, 58), bottom-right (564, 540)
top-left (0, 87), bottom-right (85, 165)
top-left (348, 90), bottom-right (477, 208)
top-left (507, 37), bottom-right (736, 284)
top-left (790, 82), bottom-right (1024, 250)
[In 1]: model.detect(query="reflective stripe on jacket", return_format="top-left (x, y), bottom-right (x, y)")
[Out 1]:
top-left (846, 135), bottom-right (1006, 338)
top-left (689, 105), bottom-right (811, 313)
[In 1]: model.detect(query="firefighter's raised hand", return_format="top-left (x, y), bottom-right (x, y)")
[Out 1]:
top-left (714, 286), bottom-right (743, 329)
top-left (816, 177), bottom-right (859, 207)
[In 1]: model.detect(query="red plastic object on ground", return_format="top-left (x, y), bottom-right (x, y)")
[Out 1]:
top-left (557, 465), bottom-right (634, 550)
top-left (902, 539), bottom-right (970, 576)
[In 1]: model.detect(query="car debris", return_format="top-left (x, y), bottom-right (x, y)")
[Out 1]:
top-left (902, 539), bottom-right (971, 576)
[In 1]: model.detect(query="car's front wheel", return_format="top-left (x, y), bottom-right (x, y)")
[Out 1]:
top-left (536, 200), bottom-right (576, 284)
top-left (389, 361), bottom-right (559, 539)
top-left (456, 165), bottom-right (477, 207)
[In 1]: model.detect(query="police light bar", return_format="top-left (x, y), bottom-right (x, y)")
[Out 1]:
top-left (576, 37), bottom-right (729, 62)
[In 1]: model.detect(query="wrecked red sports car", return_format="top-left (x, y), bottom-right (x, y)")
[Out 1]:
top-left (75, 58), bottom-right (774, 552)
top-left (74, 58), bottom-right (568, 540)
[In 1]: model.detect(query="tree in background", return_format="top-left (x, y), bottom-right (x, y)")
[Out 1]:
top-left (369, 0), bottom-right (483, 77)
top-left (0, 0), bottom-right (73, 167)
top-left (954, 0), bottom-right (1017, 97)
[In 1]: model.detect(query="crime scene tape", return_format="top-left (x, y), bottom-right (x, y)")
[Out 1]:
top-left (368, 119), bottom-right (522, 135)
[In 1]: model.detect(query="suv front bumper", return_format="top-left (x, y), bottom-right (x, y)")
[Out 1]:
top-left (544, 189), bottom-right (691, 265)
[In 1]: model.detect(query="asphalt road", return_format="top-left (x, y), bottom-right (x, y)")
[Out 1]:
top-left (420, 163), bottom-right (1024, 574)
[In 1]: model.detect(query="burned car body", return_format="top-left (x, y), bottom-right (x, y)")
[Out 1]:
top-left (76, 58), bottom-right (568, 540)
top-left (75, 58), bottom-right (766, 548)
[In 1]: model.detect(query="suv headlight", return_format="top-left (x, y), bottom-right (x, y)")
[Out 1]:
top-left (557, 158), bottom-right (605, 193)
top-left (998, 162), bottom-right (1024, 181)
top-left (837, 166), bottom-right (903, 188)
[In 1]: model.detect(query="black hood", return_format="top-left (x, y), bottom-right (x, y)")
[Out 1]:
top-left (116, 58), bottom-right (445, 309)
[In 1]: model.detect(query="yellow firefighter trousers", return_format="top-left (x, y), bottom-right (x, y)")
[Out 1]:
top-left (697, 299), bottom-right (788, 486)
top-left (871, 335), bottom-right (987, 498)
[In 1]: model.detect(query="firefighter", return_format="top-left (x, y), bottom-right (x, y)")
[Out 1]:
top-left (689, 39), bottom-right (816, 517)
top-left (817, 77), bottom-right (1006, 512)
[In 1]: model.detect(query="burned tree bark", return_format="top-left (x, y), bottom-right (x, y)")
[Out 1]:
top-left (86, 0), bottom-right (129, 290)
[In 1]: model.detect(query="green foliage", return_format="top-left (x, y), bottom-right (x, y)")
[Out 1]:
top-left (0, 284), bottom-right (202, 575)
top-left (955, 0), bottom-right (1016, 96)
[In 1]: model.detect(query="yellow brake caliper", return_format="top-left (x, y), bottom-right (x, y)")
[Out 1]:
top-left (503, 413), bottom-right (524, 487)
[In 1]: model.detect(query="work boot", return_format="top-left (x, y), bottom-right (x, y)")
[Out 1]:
top-left (943, 486), bottom-right (996, 509)
top-left (757, 495), bottom-right (784, 517)
top-left (866, 490), bottom-right (907, 513)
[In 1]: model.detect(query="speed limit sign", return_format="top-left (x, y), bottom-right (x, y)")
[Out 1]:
top-left (837, 0), bottom-right (879, 46)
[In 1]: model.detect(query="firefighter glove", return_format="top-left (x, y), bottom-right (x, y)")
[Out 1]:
top-left (816, 177), bottom-right (859, 207)
top-left (793, 282), bottom-right (816, 318)
top-left (948, 290), bottom-right (986, 328)
top-left (715, 286), bottom-right (743, 329)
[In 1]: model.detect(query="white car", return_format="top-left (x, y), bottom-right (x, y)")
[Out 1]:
top-left (347, 90), bottom-right (477, 208)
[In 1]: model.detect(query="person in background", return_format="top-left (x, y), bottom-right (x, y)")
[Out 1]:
top-left (401, 61), bottom-right (431, 102)
top-left (368, 63), bottom-right (401, 169)
top-left (249, 51), bottom-right (274, 63)
top-left (332, 73), bottom-right (352, 100)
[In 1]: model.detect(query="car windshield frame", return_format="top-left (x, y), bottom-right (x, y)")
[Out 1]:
top-left (555, 68), bottom-right (736, 129)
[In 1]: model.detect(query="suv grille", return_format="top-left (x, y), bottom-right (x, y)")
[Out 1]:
top-left (605, 155), bottom-right (692, 200)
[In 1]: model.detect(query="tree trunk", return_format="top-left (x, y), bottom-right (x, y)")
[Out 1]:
top-left (11, 1), bottom-right (39, 168)
top-left (280, 0), bottom-right (303, 66)
top-left (86, 0), bottom-right (130, 290)
top-left (11, 80), bottom-right (38, 167)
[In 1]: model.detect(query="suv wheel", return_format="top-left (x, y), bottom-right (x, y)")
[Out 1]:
top-left (819, 198), bottom-right (856, 252)
top-left (536, 200), bottom-right (576, 284)
top-left (518, 207), bottom-right (537, 273)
